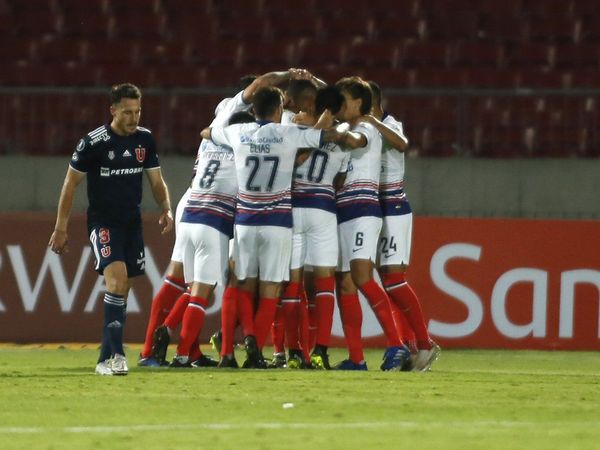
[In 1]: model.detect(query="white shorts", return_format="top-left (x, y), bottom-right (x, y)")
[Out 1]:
top-left (233, 224), bottom-right (292, 282)
top-left (290, 208), bottom-right (338, 270)
top-left (337, 216), bottom-right (382, 272)
top-left (170, 188), bottom-right (191, 263)
top-left (378, 213), bottom-right (412, 267)
top-left (180, 222), bottom-right (230, 287)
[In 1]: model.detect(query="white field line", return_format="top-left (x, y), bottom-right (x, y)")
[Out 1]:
top-left (0, 421), bottom-right (599, 434)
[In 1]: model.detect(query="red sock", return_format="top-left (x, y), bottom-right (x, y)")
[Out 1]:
top-left (299, 291), bottom-right (310, 363)
top-left (220, 286), bottom-right (238, 357)
top-left (176, 296), bottom-right (208, 357)
top-left (271, 303), bottom-right (285, 354)
top-left (282, 282), bottom-right (302, 350)
top-left (141, 276), bottom-right (185, 357)
top-left (314, 276), bottom-right (335, 348)
top-left (164, 292), bottom-right (190, 330)
top-left (391, 302), bottom-right (416, 349)
top-left (308, 300), bottom-right (317, 351)
top-left (383, 272), bottom-right (431, 350)
top-left (359, 279), bottom-right (402, 347)
top-left (338, 293), bottom-right (364, 364)
top-left (189, 337), bottom-right (202, 362)
top-left (237, 289), bottom-right (255, 337)
top-left (254, 297), bottom-right (279, 350)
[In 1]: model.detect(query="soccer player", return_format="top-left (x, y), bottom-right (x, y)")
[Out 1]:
top-left (280, 85), bottom-right (350, 370)
top-left (365, 81), bottom-right (441, 371)
top-left (201, 86), bottom-right (345, 368)
top-left (138, 70), bottom-right (300, 366)
top-left (168, 110), bottom-right (256, 367)
top-left (48, 83), bottom-right (174, 376)
top-left (333, 77), bottom-right (410, 371)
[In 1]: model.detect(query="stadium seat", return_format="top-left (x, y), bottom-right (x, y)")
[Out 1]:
top-left (527, 17), bottom-right (579, 44)
top-left (296, 39), bottom-right (347, 69)
top-left (59, 11), bottom-right (114, 39)
top-left (216, 15), bottom-right (270, 40)
top-left (372, 16), bottom-right (425, 40)
top-left (267, 13), bottom-right (321, 39)
top-left (58, 0), bottom-right (110, 14)
top-left (451, 41), bottom-right (503, 68)
top-left (505, 43), bottom-right (552, 68)
top-left (569, 69), bottom-right (600, 88)
top-left (553, 43), bottom-right (600, 69)
top-left (516, 69), bottom-right (568, 89)
top-left (241, 41), bottom-right (295, 68)
top-left (409, 69), bottom-right (469, 88)
top-left (426, 12), bottom-right (479, 41)
top-left (579, 15), bottom-right (600, 43)
top-left (37, 38), bottom-right (84, 65)
top-left (113, 12), bottom-right (167, 40)
top-left (188, 40), bottom-right (243, 67)
top-left (319, 15), bottom-right (370, 40)
top-left (0, 38), bottom-right (35, 65)
top-left (345, 41), bottom-right (399, 69)
top-left (399, 41), bottom-right (451, 68)
top-left (478, 15), bottom-right (527, 43)
top-left (208, 0), bottom-right (264, 17)
top-left (167, 13), bottom-right (218, 41)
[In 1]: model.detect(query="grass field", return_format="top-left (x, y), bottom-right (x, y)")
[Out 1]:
top-left (0, 345), bottom-right (599, 450)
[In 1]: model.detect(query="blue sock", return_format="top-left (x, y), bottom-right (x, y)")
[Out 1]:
top-left (103, 292), bottom-right (125, 357)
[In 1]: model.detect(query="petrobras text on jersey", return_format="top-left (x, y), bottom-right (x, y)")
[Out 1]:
top-left (100, 167), bottom-right (144, 177)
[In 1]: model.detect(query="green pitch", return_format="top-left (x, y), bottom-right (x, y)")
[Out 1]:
top-left (0, 345), bottom-right (599, 450)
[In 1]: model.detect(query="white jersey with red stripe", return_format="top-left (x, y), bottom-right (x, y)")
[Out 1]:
top-left (379, 113), bottom-right (412, 217)
top-left (336, 121), bottom-right (383, 223)
top-left (181, 90), bottom-right (249, 237)
top-left (210, 121), bottom-right (323, 228)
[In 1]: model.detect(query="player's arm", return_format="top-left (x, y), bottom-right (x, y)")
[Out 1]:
top-left (145, 168), bottom-right (173, 235)
top-left (242, 70), bottom-right (293, 103)
top-left (359, 115), bottom-right (408, 152)
top-left (322, 127), bottom-right (367, 149)
top-left (49, 166), bottom-right (85, 255)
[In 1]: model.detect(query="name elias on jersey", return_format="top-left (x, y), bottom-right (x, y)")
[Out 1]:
top-left (100, 167), bottom-right (144, 177)
top-left (249, 143), bottom-right (271, 153)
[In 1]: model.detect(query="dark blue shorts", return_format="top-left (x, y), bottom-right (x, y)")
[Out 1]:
top-left (88, 224), bottom-right (145, 277)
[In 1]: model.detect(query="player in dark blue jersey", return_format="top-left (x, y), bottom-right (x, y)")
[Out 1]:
top-left (48, 83), bottom-right (174, 376)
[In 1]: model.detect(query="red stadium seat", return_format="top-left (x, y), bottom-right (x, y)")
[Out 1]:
top-left (569, 69), bottom-right (600, 88)
top-left (426, 12), bottom-right (479, 41)
top-left (516, 69), bottom-right (568, 89)
top-left (37, 38), bottom-right (84, 65)
top-left (478, 15), bottom-right (527, 43)
top-left (189, 40), bottom-right (243, 67)
top-left (296, 39), bottom-right (347, 69)
top-left (267, 13), bottom-right (321, 39)
top-left (399, 41), bottom-right (451, 68)
top-left (216, 15), bottom-right (270, 41)
top-left (58, 0), bottom-right (110, 14)
top-left (409, 69), bottom-right (469, 88)
top-left (208, 0), bottom-right (264, 17)
top-left (136, 39), bottom-right (192, 65)
top-left (59, 11), bottom-right (114, 39)
top-left (16, 10), bottom-right (59, 37)
top-left (0, 38), bottom-right (35, 65)
top-left (241, 41), bottom-right (296, 68)
top-left (553, 43), bottom-right (600, 69)
top-left (345, 41), bottom-right (399, 69)
top-left (579, 15), bottom-right (600, 43)
top-left (505, 43), bottom-right (552, 68)
top-left (167, 13), bottom-right (218, 41)
top-left (113, 12), bottom-right (167, 40)
top-left (372, 16), bottom-right (425, 40)
top-left (451, 41), bottom-right (502, 68)
top-left (527, 17), bottom-right (579, 44)
top-left (320, 15), bottom-right (370, 40)
top-left (82, 38), bottom-right (136, 65)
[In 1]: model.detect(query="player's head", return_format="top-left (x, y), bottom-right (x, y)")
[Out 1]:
top-left (110, 83), bottom-right (142, 136)
top-left (367, 81), bottom-right (382, 111)
top-left (252, 86), bottom-right (284, 122)
top-left (285, 79), bottom-right (317, 115)
top-left (315, 85), bottom-right (344, 116)
top-left (335, 76), bottom-right (372, 121)
top-left (239, 74), bottom-right (258, 91)
top-left (228, 110), bottom-right (255, 125)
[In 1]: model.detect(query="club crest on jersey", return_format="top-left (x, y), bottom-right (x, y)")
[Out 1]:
top-left (99, 228), bottom-right (110, 244)
top-left (135, 147), bottom-right (146, 163)
top-left (108, 150), bottom-right (115, 160)
top-left (100, 246), bottom-right (111, 258)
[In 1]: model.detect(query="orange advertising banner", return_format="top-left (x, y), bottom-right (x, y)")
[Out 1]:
top-left (0, 213), bottom-right (598, 350)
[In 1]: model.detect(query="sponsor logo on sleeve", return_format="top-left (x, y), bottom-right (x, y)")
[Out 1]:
top-left (71, 152), bottom-right (79, 161)
top-left (76, 139), bottom-right (85, 152)
top-left (99, 228), bottom-right (110, 244)
top-left (100, 167), bottom-right (110, 177)
top-left (100, 246), bottom-right (111, 258)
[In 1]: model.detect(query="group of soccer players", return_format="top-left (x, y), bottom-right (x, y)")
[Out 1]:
top-left (50, 67), bottom-right (440, 375)
top-left (137, 67), bottom-right (440, 373)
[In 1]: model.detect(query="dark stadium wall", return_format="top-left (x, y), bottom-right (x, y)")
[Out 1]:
top-left (0, 213), bottom-right (598, 351)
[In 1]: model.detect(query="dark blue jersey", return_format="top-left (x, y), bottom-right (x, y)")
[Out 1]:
top-left (70, 124), bottom-right (160, 227)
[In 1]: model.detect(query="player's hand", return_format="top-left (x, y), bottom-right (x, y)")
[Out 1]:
top-left (315, 109), bottom-right (335, 129)
top-left (289, 68), bottom-right (311, 80)
top-left (292, 111), bottom-right (316, 126)
top-left (159, 209), bottom-right (174, 235)
top-left (49, 229), bottom-right (69, 255)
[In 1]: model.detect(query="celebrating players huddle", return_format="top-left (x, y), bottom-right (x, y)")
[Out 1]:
top-left (137, 68), bottom-right (440, 374)
top-left (51, 68), bottom-right (440, 376)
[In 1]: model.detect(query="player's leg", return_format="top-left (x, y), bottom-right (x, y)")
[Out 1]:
top-left (89, 225), bottom-right (130, 375)
top-left (172, 224), bottom-right (227, 366)
top-left (378, 213), bottom-right (439, 370)
top-left (281, 268), bottom-right (303, 367)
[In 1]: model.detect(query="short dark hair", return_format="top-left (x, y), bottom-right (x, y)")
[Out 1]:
top-left (228, 111), bottom-right (255, 125)
top-left (315, 86), bottom-right (344, 115)
top-left (239, 74), bottom-right (258, 91)
top-left (252, 86), bottom-right (283, 119)
top-left (335, 76), bottom-right (372, 115)
top-left (110, 83), bottom-right (141, 105)
top-left (367, 80), bottom-right (382, 108)
top-left (286, 79), bottom-right (317, 104)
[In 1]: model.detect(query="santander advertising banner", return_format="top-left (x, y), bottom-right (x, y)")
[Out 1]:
top-left (0, 213), bottom-right (598, 350)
